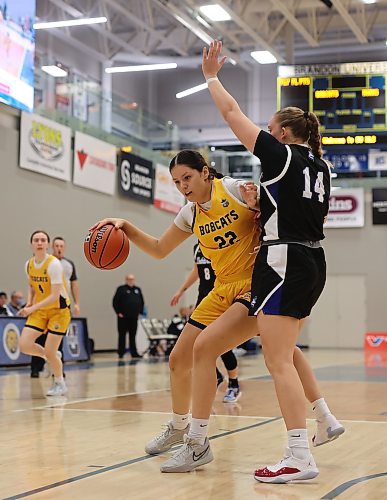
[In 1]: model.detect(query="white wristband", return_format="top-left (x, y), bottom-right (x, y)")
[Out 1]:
top-left (206, 77), bottom-right (219, 84)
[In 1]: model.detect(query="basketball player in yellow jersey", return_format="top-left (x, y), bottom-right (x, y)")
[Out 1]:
top-left (19, 231), bottom-right (71, 397)
top-left (92, 150), bottom-right (342, 473)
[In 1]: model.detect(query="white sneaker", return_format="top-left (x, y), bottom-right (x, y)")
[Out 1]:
top-left (145, 421), bottom-right (189, 455)
top-left (160, 435), bottom-right (213, 473)
top-left (254, 448), bottom-right (319, 483)
top-left (46, 381), bottom-right (67, 397)
top-left (42, 351), bottom-right (62, 378)
top-left (312, 413), bottom-right (345, 447)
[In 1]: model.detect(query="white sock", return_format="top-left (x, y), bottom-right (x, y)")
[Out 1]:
top-left (312, 398), bottom-right (331, 420)
top-left (287, 428), bottom-right (310, 460)
top-left (188, 418), bottom-right (209, 445)
top-left (172, 412), bottom-right (190, 430)
top-left (54, 376), bottom-right (64, 384)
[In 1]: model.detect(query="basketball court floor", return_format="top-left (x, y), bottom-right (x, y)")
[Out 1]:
top-left (1, 349), bottom-right (387, 499)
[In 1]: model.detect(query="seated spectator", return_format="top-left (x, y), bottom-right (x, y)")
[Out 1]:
top-left (0, 292), bottom-right (11, 316)
top-left (7, 291), bottom-right (25, 316)
top-left (167, 307), bottom-right (189, 337)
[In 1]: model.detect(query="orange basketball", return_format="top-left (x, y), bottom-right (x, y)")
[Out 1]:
top-left (84, 224), bottom-right (129, 270)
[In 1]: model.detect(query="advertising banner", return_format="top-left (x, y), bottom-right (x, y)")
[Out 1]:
top-left (73, 131), bottom-right (116, 195)
top-left (372, 188), bottom-right (387, 225)
top-left (62, 318), bottom-right (90, 362)
top-left (324, 152), bottom-right (368, 172)
top-left (325, 188), bottom-right (364, 228)
top-left (19, 112), bottom-right (72, 181)
top-left (0, 317), bottom-right (90, 366)
top-left (0, 0), bottom-right (36, 112)
top-left (118, 151), bottom-right (154, 203)
top-left (368, 150), bottom-right (387, 171)
top-left (154, 163), bottom-right (185, 214)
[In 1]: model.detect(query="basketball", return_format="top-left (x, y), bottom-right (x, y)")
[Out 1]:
top-left (84, 224), bottom-right (130, 270)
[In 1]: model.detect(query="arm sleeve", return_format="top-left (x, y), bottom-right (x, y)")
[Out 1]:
top-left (47, 259), bottom-right (63, 285)
top-left (173, 203), bottom-right (194, 233)
top-left (253, 130), bottom-right (290, 180)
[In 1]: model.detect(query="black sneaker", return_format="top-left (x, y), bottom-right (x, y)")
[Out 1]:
top-left (30, 370), bottom-right (40, 378)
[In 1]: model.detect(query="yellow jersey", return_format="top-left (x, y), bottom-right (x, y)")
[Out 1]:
top-left (27, 255), bottom-right (70, 310)
top-left (192, 178), bottom-right (260, 281)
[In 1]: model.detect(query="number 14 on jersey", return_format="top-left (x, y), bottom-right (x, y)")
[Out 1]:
top-left (302, 167), bottom-right (325, 203)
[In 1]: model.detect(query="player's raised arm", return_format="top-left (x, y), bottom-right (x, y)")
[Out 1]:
top-left (202, 40), bottom-right (261, 153)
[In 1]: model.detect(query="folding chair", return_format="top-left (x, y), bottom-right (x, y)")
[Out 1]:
top-left (150, 318), bottom-right (179, 356)
top-left (140, 318), bottom-right (178, 357)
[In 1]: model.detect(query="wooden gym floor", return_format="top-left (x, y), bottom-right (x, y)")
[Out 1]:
top-left (1, 349), bottom-right (387, 499)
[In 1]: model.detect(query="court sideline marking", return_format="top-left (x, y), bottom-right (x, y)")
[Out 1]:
top-left (12, 387), bottom-right (170, 412)
top-left (3, 417), bottom-right (281, 499)
top-left (322, 472), bottom-right (387, 499)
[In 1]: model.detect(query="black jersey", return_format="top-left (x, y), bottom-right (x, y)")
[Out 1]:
top-left (194, 243), bottom-right (216, 298)
top-left (254, 131), bottom-right (331, 242)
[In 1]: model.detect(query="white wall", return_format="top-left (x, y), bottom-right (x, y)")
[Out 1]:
top-left (0, 106), bottom-right (193, 350)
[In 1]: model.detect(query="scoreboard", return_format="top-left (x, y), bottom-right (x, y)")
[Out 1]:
top-left (278, 62), bottom-right (387, 134)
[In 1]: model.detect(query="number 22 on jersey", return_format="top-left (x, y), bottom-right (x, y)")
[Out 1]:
top-left (302, 167), bottom-right (325, 203)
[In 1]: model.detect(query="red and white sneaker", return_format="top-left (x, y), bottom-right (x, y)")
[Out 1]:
top-left (254, 448), bottom-right (319, 483)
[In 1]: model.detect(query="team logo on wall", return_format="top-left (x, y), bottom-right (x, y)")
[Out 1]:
top-left (119, 151), bottom-right (154, 204)
top-left (3, 323), bottom-right (21, 361)
top-left (366, 335), bottom-right (387, 348)
top-left (19, 112), bottom-right (72, 181)
top-left (67, 323), bottom-right (80, 357)
top-left (29, 118), bottom-right (64, 160)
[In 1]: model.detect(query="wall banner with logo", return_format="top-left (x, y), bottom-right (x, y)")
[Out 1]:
top-left (368, 151), bottom-right (387, 171)
top-left (372, 188), bottom-right (387, 225)
top-left (0, 317), bottom-right (90, 366)
top-left (154, 163), bottom-right (185, 214)
top-left (19, 112), bottom-right (72, 181)
top-left (73, 132), bottom-right (117, 195)
top-left (324, 152), bottom-right (368, 172)
top-left (62, 318), bottom-right (90, 362)
top-left (118, 151), bottom-right (154, 203)
top-left (325, 188), bottom-right (364, 228)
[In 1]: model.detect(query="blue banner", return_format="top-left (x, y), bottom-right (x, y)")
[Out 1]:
top-left (0, 317), bottom-right (90, 366)
top-left (324, 152), bottom-right (368, 172)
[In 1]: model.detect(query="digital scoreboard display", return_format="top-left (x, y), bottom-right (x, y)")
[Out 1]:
top-left (278, 63), bottom-right (387, 134)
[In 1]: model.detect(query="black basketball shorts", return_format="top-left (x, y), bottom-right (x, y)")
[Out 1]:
top-left (249, 243), bottom-right (326, 320)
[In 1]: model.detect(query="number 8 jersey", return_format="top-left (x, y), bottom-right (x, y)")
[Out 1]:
top-left (174, 177), bottom-right (260, 281)
top-left (254, 131), bottom-right (331, 242)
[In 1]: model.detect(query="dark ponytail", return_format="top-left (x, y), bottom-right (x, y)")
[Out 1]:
top-left (306, 113), bottom-right (323, 158)
top-left (275, 107), bottom-right (323, 158)
top-left (208, 167), bottom-right (223, 179)
top-left (169, 150), bottom-right (223, 179)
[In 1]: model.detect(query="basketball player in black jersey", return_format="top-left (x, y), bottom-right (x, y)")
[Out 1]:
top-left (170, 242), bottom-right (241, 402)
top-left (202, 40), bottom-right (344, 483)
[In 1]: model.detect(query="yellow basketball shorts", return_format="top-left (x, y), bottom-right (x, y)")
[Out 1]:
top-left (189, 276), bottom-right (251, 330)
top-left (25, 307), bottom-right (71, 336)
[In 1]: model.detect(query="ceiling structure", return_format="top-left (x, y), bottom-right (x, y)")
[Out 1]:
top-left (36, 0), bottom-right (387, 69)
